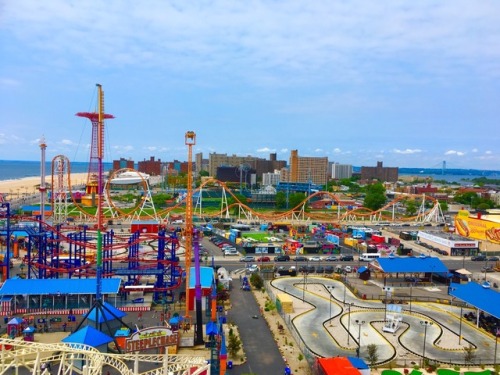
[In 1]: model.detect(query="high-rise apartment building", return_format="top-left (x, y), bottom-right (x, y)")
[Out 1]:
top-left (138, 156), bottom-right (162, 176)
top-left (112, 158), bottom-right (134, 171)
top-left (289, 150), bottom-right (328, 186)
top-left (262, 170), bottom-right (281, 186)
top-left (331, 163), bottom-right (353, 179)
top-left (208, 153), bottom-right (286, 178)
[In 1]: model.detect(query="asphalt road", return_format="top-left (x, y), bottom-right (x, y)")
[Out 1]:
top-left (227, 276), bottom-right (288, 375)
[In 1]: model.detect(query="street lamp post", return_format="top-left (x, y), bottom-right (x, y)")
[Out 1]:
top-left (355, 319), bottom-right (365, 357)
top-left (494, 324), bottom-right (498, 368)
top-left (458, 305), bottom-right (463, 345)
top-left (347, 303), bottom-right (353, 345)
top-left (302, 260), bottom-right (309, 302)
top-left (327, 286), bottom-right (334, 327)
top-left (409, 283), bottom-right (413, 314)
top-left (420, 320), bottom-right (433, 365)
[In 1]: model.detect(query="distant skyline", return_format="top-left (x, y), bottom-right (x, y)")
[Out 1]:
top-left (1, 1), bottom-right (499, 170)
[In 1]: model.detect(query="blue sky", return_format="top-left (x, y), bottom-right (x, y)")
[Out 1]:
top-left (1, 1), bottom-right (499, 170)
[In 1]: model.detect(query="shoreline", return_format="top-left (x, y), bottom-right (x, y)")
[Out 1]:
top-left (0, 173), bottom-right (88, 198)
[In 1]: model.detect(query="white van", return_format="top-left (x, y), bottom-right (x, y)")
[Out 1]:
top-left (359, 253), bottom-right (381, 261)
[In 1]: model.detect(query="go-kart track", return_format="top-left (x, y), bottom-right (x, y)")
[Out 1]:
top-left (271, 277), bottom-right (498, 364)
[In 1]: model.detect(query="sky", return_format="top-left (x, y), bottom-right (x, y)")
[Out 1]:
top-left (1, 1), bottom-right (499, 171)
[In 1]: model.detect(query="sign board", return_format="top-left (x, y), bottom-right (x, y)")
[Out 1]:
top-left (125, 326), bottom-right (178, 352)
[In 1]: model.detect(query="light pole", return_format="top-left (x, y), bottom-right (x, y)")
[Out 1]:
top-left (355, 319), bottom-right (365, 357)
top-left (458, 305), bottom-right (463, 345)
top-left (409, 282), bottom-right (413, 313)
top-left (420, 320), bottom-right (433, 364)
top-left (327, 286), bottom-right (334, 327)
top-left (347, 303), bottom-right (353, 345)
top-left (494, 324), bottom-right (498, 368)
top-left (302, 260), bottom-right (309, 302)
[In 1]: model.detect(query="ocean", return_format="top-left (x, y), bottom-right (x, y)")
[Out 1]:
top-left (0, 160), bottom-right (113, 181)
top-left (0, 160), bottom-right (498, 184)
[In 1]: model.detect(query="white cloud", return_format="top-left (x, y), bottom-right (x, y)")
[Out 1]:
top-left (60, 139), bottom-right (75, 145)
top-left (314, 148), bottom-right (323, 153)
top-left (471, 148), bottom-right (479, 153)
top-left (445, 150), bottom-right (466, 156)
top-left (485, 150), bottom-right (492, 155)
top-left (0, 78), bottom-right (20, 87)
top-left (256, 147), bottom-right (276, 153)
top-left (332, 148), bottom-right (342, 153)
top-left (393, 148), bottom-right (422, 155)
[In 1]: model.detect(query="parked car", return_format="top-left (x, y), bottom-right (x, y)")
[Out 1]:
top-left (293, 256), bottom-right (308, 262)
top-left (324, 265), bottom-right (334, 274)
top-left (324, 256), bottom-right (338, 261)
top-left (481, 265), bottom-right (494, 273)
top-left (488, 256), bottom-right (499, 262)
top-left (246, 264), bottom-right (259, 273)
top-left (306, 265), bottom-right (316, 273)
top-left (344, 265), bottom-right (352, 273)
top-left (240, 256), bottom-right (255, 262)
top-left (274, 255), bottom-right (290, 262)
top-left (339, 255), bottom-right (354, 261)
top-left (316, 266), bottom-right (325, 274)
top-left (309, 256), bottom-right (322, 262)
top-left (257, 256), bottom-right (271, 262)
top-left (471, 255), bottom-right (487, 261)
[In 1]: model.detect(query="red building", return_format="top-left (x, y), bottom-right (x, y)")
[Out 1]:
top-left (138, 157), bottom-right (162, 176)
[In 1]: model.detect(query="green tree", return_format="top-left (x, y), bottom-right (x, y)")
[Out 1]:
top-left (405, 200), bottom-right (418, 216)
top-left (289, 192), bottom-right (307, 210)
top-left (199, 170), bottom-right (209, 177)
top-left (366, 344), bottom-right (379, 367)
top-left (250, 272), bottom-right (264, 290)
top-left (227, 331), bottom-right (242, 357)
top-left (439, 201), bottom-right (448, 212)
top-left (463, 345), bottom-right (476, 365)
top-left (363, 183), bottom-right (386, 211)
top-left (275, 191), bottom-right (287, 209)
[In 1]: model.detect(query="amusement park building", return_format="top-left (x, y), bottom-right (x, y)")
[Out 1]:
top-left (360, 161), bottom-right (398, 182)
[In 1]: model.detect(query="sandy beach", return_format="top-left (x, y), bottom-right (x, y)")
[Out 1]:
top-left (0, 173), bottom-right (88, 199)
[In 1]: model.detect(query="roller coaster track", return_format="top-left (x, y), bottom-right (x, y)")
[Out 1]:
top-left (52, 170), bottom-right (445, 224)
top-left (0, 337), bottom-right (209, 375)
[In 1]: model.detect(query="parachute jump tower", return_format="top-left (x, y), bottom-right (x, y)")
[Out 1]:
top-left (76, 93), bottom-right (114, 201)
top-left (74, 85), bottom-right (130, 349)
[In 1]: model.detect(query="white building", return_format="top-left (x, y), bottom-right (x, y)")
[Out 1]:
top-left (331, 163), bottom-right (353, 179)
top-left (262, 170), bottom-right (281, 186)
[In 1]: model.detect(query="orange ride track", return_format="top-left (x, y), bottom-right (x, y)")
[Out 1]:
top-left (51, 169), bottom-right (443, 224)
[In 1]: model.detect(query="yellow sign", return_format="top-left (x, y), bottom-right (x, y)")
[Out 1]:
top-left (455, 210), bottom-right (500, 244)
top-left (125, 327), bottom-right (178, 352)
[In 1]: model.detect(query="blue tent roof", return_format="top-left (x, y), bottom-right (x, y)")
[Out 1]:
top-left (375, 256), bottom-right (448, 274)
top-left (347, 356), bottom-right (369, 370)
top-left (85, 302), bottom-right (126, 323)
top-left (62, 325), bottom-right (113, 347)
top-left (0, 278), bottom-right (121, 296)
top-left (189, 267), bottom-right (215, 289)
top-left (8, 317), bottom-right (23, 325)
top-left (449, 282), bottom-right (500, 319)
top-left (357, 266), bottom-right (368, 273)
